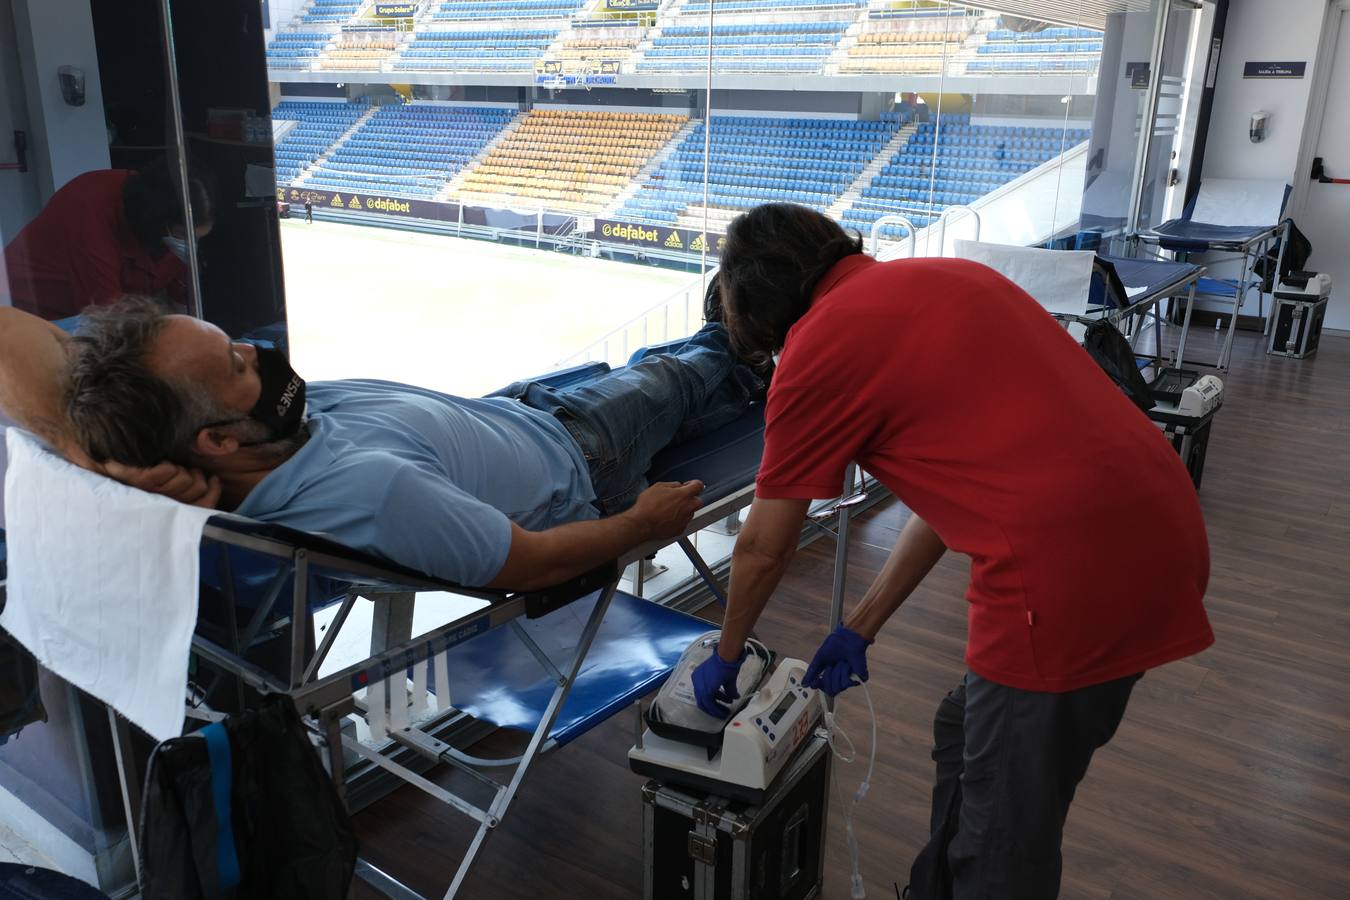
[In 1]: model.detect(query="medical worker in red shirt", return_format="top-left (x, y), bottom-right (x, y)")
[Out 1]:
top-left (692, 204), bottom-right (1213, 900)
top-left (3, 160), bottom-right (214, 321)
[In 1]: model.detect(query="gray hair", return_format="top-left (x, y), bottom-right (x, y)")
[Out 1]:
top-left (64, 298), bottom-right (230, 466)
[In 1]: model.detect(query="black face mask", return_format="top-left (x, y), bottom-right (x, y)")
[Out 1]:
top-left (249, 346), bottom-right (306, 440)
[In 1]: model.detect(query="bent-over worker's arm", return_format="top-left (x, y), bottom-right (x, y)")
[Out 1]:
top-left (489, 480), bottom-right (705, 592)
top-left (0, 306), bottom-right (83, 461)
top-left (716, 497), bottom-right (811, 661)
top-left (843, 512), bottom-right (947, 640)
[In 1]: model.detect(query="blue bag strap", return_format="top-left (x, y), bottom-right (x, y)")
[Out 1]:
top-left (201, 723), bottom-right (242, 890)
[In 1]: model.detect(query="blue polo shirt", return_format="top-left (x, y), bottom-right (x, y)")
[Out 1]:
top-left (235, 380), bottom-right (598, 586)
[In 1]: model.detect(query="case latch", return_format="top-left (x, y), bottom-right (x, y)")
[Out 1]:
top-left (687, 832), bottom-right (717, 866)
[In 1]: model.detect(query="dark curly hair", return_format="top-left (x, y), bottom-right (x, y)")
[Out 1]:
top-left (122, 158), bottom-right (215, 252)
top-left (718, 203), bottom-right (863, 362)
top-left (64, 298), bottom-right (223, 466)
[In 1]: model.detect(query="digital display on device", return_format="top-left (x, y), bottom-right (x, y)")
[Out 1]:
top-left (768, 692), bottom-right (797, 725)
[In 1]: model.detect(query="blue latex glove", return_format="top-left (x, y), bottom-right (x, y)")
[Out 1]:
top-left (803, 626), bottom-right (873, 697)
top-left (691, 646), bottom-right (745, 718)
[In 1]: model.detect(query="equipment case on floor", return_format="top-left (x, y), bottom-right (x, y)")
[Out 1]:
top-left (1148, 403), bottom-right (1218, 489)
top-left (642, 734), bottom-right (831, 900)
top-left (1268, 295), bottom-right (1329, 358)
top-left (1268, 272), bottom-right (1332, 359)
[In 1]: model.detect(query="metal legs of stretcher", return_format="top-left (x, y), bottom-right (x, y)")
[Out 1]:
top-left (1133, 220), bottom-right (1288, 371)
top-left (820, 465), bottom-right (870, 631)
top-left (336, 583), bottom-right (623, 900)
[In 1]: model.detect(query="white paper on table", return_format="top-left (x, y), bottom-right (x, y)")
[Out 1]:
top-left (954, 240), bottom-right (1096, 317)
top-left (1, 430), bottom-right (213, 741)
top-left (1190, 178), bottom-right (1287, 227)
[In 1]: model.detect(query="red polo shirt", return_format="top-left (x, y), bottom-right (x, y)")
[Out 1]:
top-left (3, 170), bottom-right (188, 320)
top-left (757, 255), bottom-right (1213, 693)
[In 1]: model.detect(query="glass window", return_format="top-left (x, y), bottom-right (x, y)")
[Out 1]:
top-left (254, 0), bottom-right (1212, 600)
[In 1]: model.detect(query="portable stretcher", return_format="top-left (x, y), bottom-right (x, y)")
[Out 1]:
top-left (3, 344), bottom-right (878, 900)
top-left (1131, 178), bottom-right (1292, 371)
top-left (1071, 255), bottom-right (1206, 371)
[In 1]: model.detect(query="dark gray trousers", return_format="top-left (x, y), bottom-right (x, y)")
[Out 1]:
top-left (907, 671), bottom-right (1142, 900)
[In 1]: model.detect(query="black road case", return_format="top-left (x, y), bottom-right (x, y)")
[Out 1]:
top-left (1147, 403), bottom-right (1218, 489)
top-left (1267, 294), bottom-right (1329, 359)
top-left (642, 734), bottom-right (831, 900)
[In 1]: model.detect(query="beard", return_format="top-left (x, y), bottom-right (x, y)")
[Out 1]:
top-left (245, 418), bottom-right (311, 464)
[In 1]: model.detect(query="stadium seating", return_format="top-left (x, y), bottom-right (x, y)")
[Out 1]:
top-left (615, 113), bottom-right (901, 228)
top-left (546, 28), bottom-right (642, 73)
top-left (394, 28), bottom-right (559, 71)
top-left (272, 100), bottom-right (371, 186)
top-left (301, 0), bottom-right (362, 25)
top-left (636, 21), bottom-right (852, 74)
top-left (455, 109), bottom-right (686, 213)
top-left (320, 28), bottom-right (402, 71)
top-left (266, 32), bottom-right (332, 70)
top-left (300, 104), bottom-right (516, 198)
top-left (838, 23), bottom-right (972, 75)
top-left (429, 0), bottom-right (588, 22)
top-left (868, 4), bottom-right (967, 19)
top-left (840, 116), bottom-right (1090, 239)
top-left (968, 26), bottom-right (1103, 74)
top-left (681, 0), bottom-right (864, 13)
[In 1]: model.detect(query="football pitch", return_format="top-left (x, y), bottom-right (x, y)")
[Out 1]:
top-left (280, 219), bottom-right (704, 398)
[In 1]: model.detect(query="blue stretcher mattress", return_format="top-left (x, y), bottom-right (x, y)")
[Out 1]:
top-left (1098, 255), bottom-right (1201, 295)
top-left (1149, 219), bottom-right (1275, 252)
top-left (428, 588), bottom-right (710, 745)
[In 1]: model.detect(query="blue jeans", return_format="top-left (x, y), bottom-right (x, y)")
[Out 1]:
top-left (502, 324), bottom-right (761, 514)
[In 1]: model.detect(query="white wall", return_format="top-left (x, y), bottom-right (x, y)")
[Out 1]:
top-left (10, 0), bottom-right (110, 201)
top-left (0, 0), bottom-right (40, 237)
top-left (1201, 0), bottom-right (1327, 183)
top-left (1190, 0), bottom-right (1329, 314)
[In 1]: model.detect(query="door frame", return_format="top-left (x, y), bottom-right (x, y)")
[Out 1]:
top-left (1288, 0), bottom-right (1350, 221)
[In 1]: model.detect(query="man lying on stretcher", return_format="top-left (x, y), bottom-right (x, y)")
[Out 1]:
top-left (0, 298), bottom-right (762, 589)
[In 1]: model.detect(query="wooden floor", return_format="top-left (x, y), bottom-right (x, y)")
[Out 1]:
top-left (353, 328), bottom-right (1350, 900)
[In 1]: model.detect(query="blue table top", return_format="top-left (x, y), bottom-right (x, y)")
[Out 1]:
top-left (1150, 218), bottom-right (1277, 250)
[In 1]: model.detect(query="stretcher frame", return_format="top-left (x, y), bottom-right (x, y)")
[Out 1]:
top-left (1053, 256), bottom-right (1205, 370)
top-left (102, 461), bottom-right (879, 900)
top-left (1130, 220), bottom-right (1289, 371)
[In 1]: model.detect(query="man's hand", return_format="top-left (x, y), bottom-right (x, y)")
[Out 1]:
top-left (623, 480), bottom-right (704, 542)
top-left (803, 625), bottom-right (873, 697)
top-left (691, 645), bottom-right (745, 718)
top-left (100, 460), bottom-right (223, 509)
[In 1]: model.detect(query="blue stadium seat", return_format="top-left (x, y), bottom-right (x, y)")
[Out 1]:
top-left (293, 103), bottom-right (516, 199)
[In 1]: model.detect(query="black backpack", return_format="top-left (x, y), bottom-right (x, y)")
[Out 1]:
top-left (138, 695), bottom-right (356, 900)
top-left (1082, 319), bottom-right (1155, 413)
top-left (0, 621), bottom-right (47, 743)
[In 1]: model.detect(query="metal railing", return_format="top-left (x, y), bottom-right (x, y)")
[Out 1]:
top-left (554, 270), bottom-right (708, 369)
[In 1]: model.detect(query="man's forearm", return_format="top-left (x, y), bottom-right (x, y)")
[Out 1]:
top-left (716, 497), bottom-right (809, 661)
top-left (0, 308), bottom-right (78, 456)
top-left (492, 512), bottom-right (651, 591)
top-left (844, 513), bottom-right (947, 640)
top-left (718, 543), bottom-right (794, 659)
top-left (490, 481), bottom-right (704, 592)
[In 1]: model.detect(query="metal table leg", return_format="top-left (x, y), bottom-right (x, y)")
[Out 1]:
top-left (107, 708), bottom-right (142, 887)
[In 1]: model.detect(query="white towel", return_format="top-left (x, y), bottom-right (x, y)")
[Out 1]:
top-left (1, 430), bottom-right (213, 741)
top-left (1191, 178), bottom-right (1287, 227)
top-left (955, 240), bottom-right (1096, 317)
